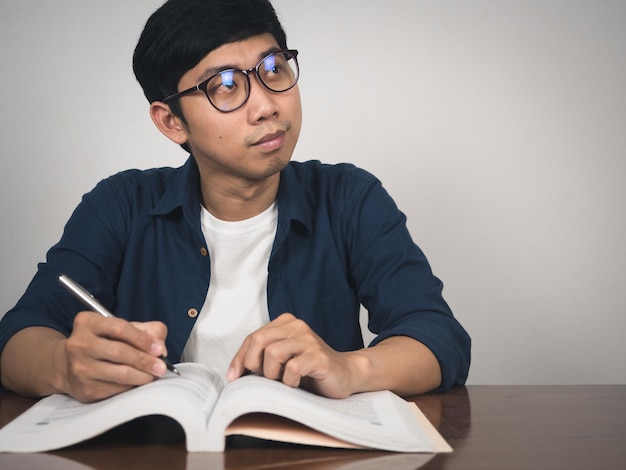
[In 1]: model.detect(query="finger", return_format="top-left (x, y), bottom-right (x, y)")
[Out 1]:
top-left (227, 358), bottom-right (243, 382)
top-left (227, 327), bottom-right (267, 381)
top-left (283, 355), bottom-right (330, 387)
top-left (281, 345), bottom-right (333, 389)
top-left (68, 330), bottom-right (167, 378)
top-left (227, 326), bottom-right (278, 380)
top-left (66, 362), bottom-right (157, 403)
top-left (262, 337), bottom-right (308, 381)
top-left (64, 339), bottom-right (160, 403)
top-left (100, 336), bottom-right (167, 376)
top-left (227, 314), bottom-right (308, 382)
top-left (78, 312), bottom-right (165, 358)
top-left (132, 321), bottom-right (169, 357)
top-left (132, 320), bottom-right (168, 341)
top-left (71, 313), bottom-right (166, 377)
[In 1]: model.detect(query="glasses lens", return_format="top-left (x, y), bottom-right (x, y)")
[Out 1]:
top-left (205, 69), bottom-right (250, 112)
top-left (202, 51), bottom-right (299, 113)
top-left (257, 51), bottom-right (299, 92)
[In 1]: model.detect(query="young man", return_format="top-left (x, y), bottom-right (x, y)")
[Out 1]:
top-left (0, 0), bottom-right (470, 403)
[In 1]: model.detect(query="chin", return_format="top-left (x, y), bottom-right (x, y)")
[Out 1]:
top-left (258, 156), bottom-right (290, 179)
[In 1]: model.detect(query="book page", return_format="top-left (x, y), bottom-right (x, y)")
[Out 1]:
top-left (226, 413), bottom-right (365, 449)
top-left (226, 403), bottom-right (451, 453)
top-left (207, 375), bottom-right (443, 452)
top-left (0, 362), bottom-right (223, 453)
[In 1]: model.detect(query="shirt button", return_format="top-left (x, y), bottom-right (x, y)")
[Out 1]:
top-left (187, 308), bottom-right (198, 318)
top-left (200, 247), bottom-right (208, 256)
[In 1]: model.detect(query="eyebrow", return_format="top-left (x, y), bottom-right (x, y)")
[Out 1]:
top-left (196, 47), bottom-right (282, 83)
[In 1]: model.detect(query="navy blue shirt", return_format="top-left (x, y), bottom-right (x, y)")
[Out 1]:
top-left (0, 157), bottom-right (470, 391)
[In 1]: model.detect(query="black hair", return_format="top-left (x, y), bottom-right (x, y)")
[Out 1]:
top-left (133, 0), bottom-right (288, 121)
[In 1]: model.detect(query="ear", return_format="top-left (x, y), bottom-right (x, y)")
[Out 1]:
top-left (149, 101), bottom-right (189, 145)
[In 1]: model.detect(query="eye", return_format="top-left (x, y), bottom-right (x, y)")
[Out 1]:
top-left (209, 70), bottom-right (239, 94)
top-left (264, 55), bottom-right (277, 71)
top-left (261, 55), bottom-right (286, 80)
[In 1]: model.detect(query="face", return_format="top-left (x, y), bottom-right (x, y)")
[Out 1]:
top-left (173, 34), bottom-right (302, 185)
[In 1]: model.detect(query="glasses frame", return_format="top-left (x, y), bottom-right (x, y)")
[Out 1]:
top-left (161, 49), bottom-right (299, 113)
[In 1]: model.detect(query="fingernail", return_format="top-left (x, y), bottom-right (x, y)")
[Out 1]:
top-left (227, 367), bottom-right (236, 381)
top-left (150, 342), bottom-right (163, 356)
top-left (153, 361), bottom-right (166, 375)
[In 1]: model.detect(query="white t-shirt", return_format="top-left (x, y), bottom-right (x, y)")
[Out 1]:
top-left (181, 202), bottom-right (277, 379)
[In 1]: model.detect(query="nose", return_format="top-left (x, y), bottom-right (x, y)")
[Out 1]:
top-left (246, 73), bottom-right (280, 123)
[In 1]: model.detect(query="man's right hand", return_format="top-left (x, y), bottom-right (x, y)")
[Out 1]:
top-left (0, 312), bottom-right (169, 403)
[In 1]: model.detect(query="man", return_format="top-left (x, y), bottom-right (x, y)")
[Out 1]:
top-left (0, 0), bottom-right (470, 403)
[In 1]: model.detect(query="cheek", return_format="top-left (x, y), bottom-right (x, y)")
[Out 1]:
top-left (291, 103), bottom-right (303, 138)
top-left (292, 99), bottom-right (302, 120)
top-left (291, 88), bottom-right (302, 116)
top-left (216, 131), bottom-right (236, 144)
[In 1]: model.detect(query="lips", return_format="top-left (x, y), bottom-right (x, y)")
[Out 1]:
top-left (253, 130), bottom-right (285, 146)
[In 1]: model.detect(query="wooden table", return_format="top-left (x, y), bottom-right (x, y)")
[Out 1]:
top-left (1, 385), bottom-right (624, 469)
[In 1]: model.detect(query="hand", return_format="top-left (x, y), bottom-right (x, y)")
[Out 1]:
top-left (227, 313), bottom-right (365, 398)
top-left (61, 311), bottom-right (169, 402)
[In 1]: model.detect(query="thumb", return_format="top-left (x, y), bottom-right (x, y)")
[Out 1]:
top-left (227, 354), bottom-right (245, 382)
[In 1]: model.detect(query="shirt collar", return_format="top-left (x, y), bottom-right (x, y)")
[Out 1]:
top-left (276, 162), bottom-right (314, 236)
top-left (150, 156), bottom-right (314, 235)
top-left (150, 156), bottom-right (203, 231)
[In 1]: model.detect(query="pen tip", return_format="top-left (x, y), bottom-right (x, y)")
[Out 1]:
top-left (170, 363), bottom-right (181, 376)
top-left (160, 356), bottom-right (180, 376)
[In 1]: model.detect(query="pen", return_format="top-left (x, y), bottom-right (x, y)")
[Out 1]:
top-left (57, 274), bottom-right (180, 376)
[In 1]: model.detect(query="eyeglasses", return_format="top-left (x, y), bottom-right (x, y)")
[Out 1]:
top-left (162, 49), bottom-right (299, 113)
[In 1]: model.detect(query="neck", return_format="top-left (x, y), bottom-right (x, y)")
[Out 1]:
top-left (199, 172), bottom-right (280, 221)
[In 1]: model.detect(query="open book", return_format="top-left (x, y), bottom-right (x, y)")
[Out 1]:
top-left (0, 362), bottom-right (451, 453)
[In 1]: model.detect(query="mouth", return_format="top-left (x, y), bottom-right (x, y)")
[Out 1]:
top-left (249, 129), bottom-right (289, 153)
top-left (253, 130), bottom-right (285, 146)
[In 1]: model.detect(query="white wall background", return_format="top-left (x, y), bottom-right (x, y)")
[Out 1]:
top-left (1, 1), bottom-right (624, 385)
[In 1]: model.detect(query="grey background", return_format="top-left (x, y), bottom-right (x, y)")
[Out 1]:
top-left (1, 1), bottom-right (624, 385)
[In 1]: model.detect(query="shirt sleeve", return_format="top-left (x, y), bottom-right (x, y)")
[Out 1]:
top-left (343, 171), bottom-right (471, 391)
top-left (0, 176), bottom-right (129, 357)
